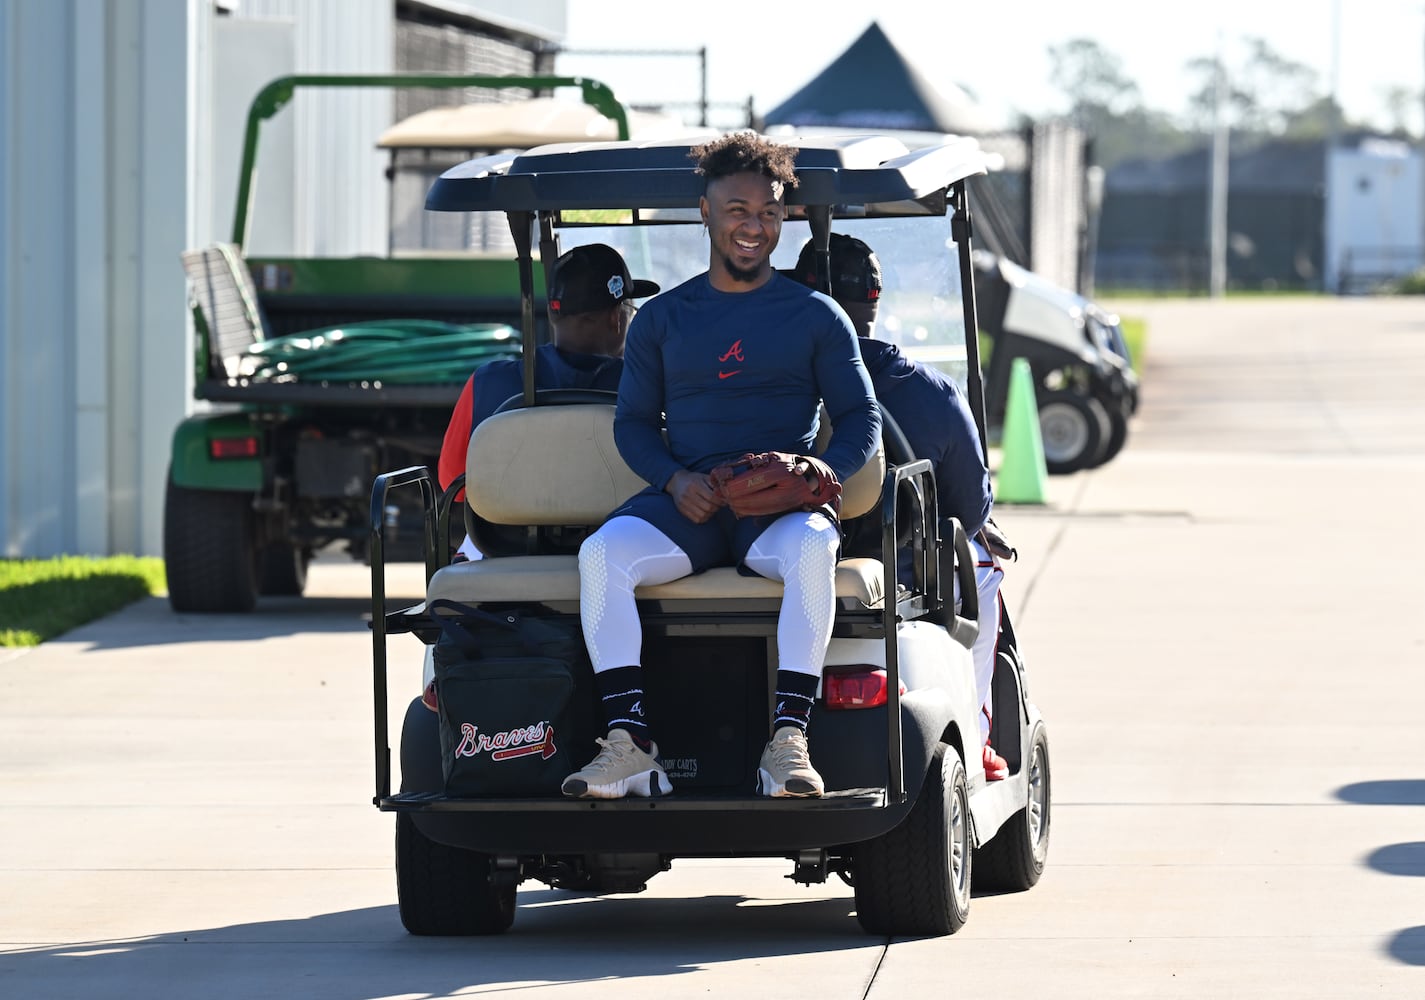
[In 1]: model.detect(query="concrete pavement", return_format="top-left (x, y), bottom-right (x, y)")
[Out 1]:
top-left (2, 297), bottom-right (1424, 997)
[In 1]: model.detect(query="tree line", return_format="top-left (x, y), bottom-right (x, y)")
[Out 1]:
top-left (1041, 36), bottom-right (1422, 168)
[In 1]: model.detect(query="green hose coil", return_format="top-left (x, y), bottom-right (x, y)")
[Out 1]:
top-left (243, 320), bottom-right (521, 385)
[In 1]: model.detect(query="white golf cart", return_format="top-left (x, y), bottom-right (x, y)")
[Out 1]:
top-left (368, 132), bottom-right (1051, 938)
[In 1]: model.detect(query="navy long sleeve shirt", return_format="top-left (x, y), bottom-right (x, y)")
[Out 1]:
top-left (614, 272), bottom-right (880, 487)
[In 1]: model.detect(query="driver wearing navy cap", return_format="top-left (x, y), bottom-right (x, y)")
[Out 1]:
top-left (795, 232), bottom-right (1011, 781)
top-left (548, 242), bottom-right (660, 321)
top-left (437, 242), bottom-right (659, 550)
top-left (424, 243), bottom-right (659, 712)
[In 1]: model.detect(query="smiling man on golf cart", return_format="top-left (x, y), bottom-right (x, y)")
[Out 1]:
top-left (563, 132), bottom-right (881, 800)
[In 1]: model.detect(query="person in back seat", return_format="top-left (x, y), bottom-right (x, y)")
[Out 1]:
top-left (794, 233), bottom-right (1013, 780)
top-left (562, 132), bottom-right (881, 801)
top-left (436, 243), bottom-right (659, 561)
top-left (422, 244), bottom-right (657, 714)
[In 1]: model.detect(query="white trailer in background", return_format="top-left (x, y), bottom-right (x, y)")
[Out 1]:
top-left (1325, 138), bottom-right (1424, 294)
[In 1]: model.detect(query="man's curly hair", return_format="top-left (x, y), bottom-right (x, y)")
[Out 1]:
top-left (691, 131), bottom-right (799, 189)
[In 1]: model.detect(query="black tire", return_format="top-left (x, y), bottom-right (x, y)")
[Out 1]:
top-left (1092, 404), bottom-right (1130, 468)
top-left (1038, 390), bottom-right (1111, 475)
top-left (257, 543), bottom-right (309, 596)
top-left (975, 723), bottom-right (1051, 891)
top-left (395, 813), bottom-right (516, 936)
top-left (854, 744), bottom-right (972, 936)
top-left (164, 473), bottom-right (259, 613)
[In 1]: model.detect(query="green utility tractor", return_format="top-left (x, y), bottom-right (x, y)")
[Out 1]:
top-left (165, 74), bottom-right (639, 612)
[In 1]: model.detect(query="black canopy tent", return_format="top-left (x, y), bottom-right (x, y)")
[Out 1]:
top-left (762, 22), bottom-right (996, 136)
top-left (760, 22), bottom-right (1022, 261)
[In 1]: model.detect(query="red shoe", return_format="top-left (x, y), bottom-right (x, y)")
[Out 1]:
top-left (982, 744), bottom-right (1008, 781)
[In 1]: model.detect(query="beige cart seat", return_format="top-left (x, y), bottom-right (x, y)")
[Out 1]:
top-left (426, 402), bottom-right (886, 610)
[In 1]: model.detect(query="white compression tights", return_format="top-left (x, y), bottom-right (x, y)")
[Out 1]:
top-left (579, 512), bottom-right (840, 677)
top-left (741, 511), bottom-right (840, 677)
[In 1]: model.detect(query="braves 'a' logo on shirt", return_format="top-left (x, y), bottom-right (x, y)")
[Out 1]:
top-left (718, 338), bottom-right (745, 379)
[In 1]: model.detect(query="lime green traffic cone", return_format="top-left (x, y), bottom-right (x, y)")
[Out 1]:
top-left (995, 357), bottom-right (1048, 505)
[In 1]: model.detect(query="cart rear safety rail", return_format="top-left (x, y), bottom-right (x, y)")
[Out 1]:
top-left (368, 454), bottom-right (978, 811)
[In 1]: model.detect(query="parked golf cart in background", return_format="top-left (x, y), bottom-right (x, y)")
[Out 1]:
top-left (368, 133), bottom-right (1051, 938)
top-left (165, 75), bottom-right (650, 613)
top-left (974, 250), bottom-right (1139, 474)
top-left (380, 96), bottom-right (706, 255)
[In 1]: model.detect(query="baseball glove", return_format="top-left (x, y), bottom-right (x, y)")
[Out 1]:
top-left (709, 451), bottom-right (842, 519)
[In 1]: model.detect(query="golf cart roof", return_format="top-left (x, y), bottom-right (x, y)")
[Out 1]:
top-left (377, 97), bottom-right (704, 150)
top-left (425, 133), bottom-right (989, 217)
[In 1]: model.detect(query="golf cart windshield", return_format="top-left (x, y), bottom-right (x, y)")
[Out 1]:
top-left (558, 215), bottom-right (971, 383)
top-left (425, 132), bottom-right (990, 425)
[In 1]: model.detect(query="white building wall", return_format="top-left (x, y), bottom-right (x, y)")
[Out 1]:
top-left (0, 0), bottom-right (209, 558)
top-left (0, 1), bottom-right (547, 560)
top-left (225, 0), bottom-right (394, 256)
top-left (443, 0), bottom-right (566, 39)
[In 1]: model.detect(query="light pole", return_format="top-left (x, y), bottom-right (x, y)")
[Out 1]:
top-left (1328, 0), bottom-right (1341, 152)
top-left (1208, 34), bottom-right (1229, 298)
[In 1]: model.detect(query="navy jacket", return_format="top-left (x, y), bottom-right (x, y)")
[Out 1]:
top-left (860, 338), bottom-right (992, 538)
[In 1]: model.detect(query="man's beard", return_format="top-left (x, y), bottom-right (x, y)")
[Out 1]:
top-left (721, 253), bottom-right (764, 284)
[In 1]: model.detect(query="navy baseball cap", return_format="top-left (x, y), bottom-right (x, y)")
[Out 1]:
top-left (794, 233), bottom-right (882, 304)
top-left (548, 243), bottom-right (659, 317)
top-left (795, 233), bottom-right (882, 336)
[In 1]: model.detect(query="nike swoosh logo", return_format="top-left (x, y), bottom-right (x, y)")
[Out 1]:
top-left (718, 370), bottom-right (741, 379)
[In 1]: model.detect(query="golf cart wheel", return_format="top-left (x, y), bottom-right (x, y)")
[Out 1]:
top-left (163, 471), bottom-right (259, 613)
top-left (853, 744), bottom-right (971, 936)
top-left (396, 813), bottom-right (516, 936)
top-left (1092, 404), bottom-right (1130, 468)
top-left (257, 542), bottom-right (310, 596)
top-left (975, 723), bottom-right (1051, 891)
top-left (1038, 390), bottom-right (1111, 475)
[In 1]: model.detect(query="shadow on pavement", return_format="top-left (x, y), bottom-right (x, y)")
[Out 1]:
top-left (50, 595), bottom-right (418, 650)
top-left (1365, 843), bottom-right (1425, 877)
top-left (0, 891), bottom-right (869, 998)
top-left (1337, 781), bottom-right (1425, 966)
top-left (1387, 926), bottom-right (1425, 967)
top-left (1335, 780), bottom-right (1425, 805)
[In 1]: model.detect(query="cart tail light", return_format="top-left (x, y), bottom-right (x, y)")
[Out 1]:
top-left (823, 665), bottom-right (904, 710)
top-left (209, 436), bottom-right (259, 459)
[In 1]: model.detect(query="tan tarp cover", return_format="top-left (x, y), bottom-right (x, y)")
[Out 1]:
top-left (378, 97), bottom-right (701, 150)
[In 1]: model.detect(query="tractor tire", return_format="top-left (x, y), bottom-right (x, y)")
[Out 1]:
top-left (396, 813), bottom-right (516, 936)
top-left (164, 473), bottom-right (259, 613)
top-left (854, 744), bottom-right (972, 936)
top-left (258, 543), bottom-right (310, 597)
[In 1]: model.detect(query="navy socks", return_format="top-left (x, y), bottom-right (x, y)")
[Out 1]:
top-left (773, 670), bottom-right (818, 733)
top-left (595, 665), bottom-right (652, 750)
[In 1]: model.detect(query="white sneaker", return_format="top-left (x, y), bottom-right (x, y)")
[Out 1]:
top-left (757, 727), bottom-right (824, 798)
top-left (561, 729), bottom-right (672, 799)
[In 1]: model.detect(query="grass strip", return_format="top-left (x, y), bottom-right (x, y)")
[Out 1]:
top-left (1119, 316), bottom-right (1147, 377)
top-left (0, 556), bottom-right (166, 647)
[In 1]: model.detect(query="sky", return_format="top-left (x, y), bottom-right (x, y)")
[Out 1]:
top-left (556, 0), bottom-right (1425, 133)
